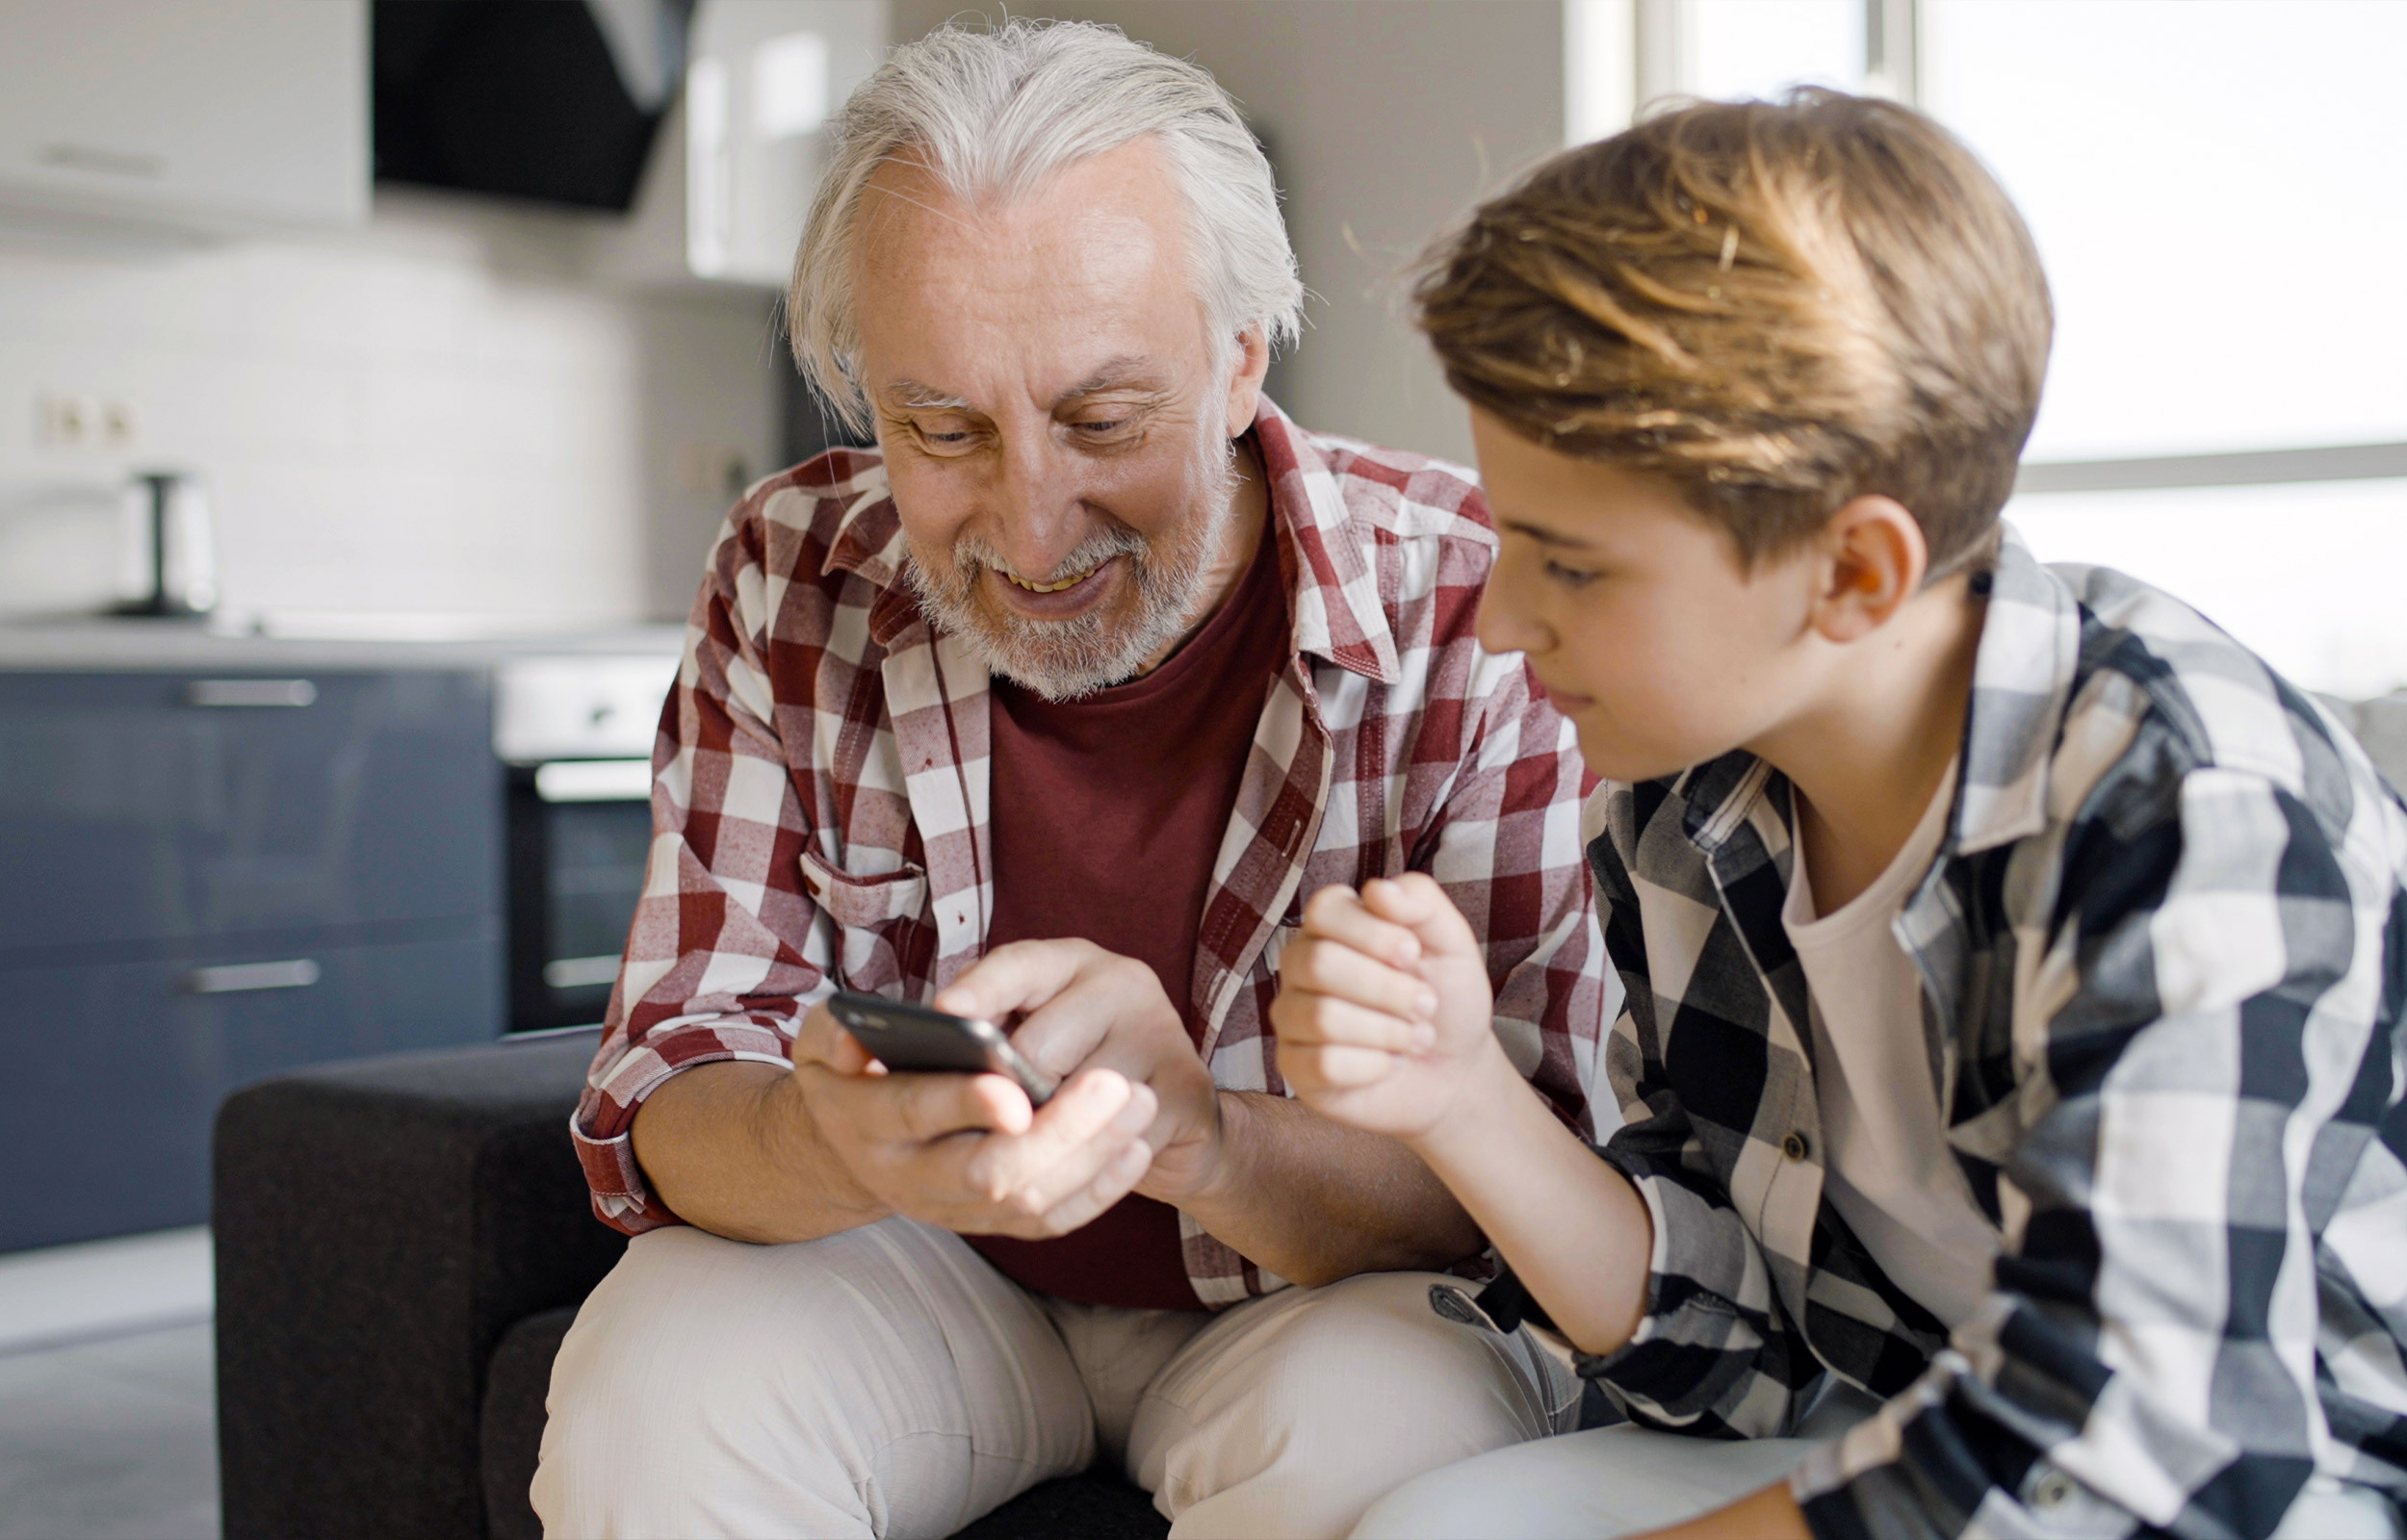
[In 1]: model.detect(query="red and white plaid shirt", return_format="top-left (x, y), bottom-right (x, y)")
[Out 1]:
top-left (574, 401), bottom-right (1612, 1306)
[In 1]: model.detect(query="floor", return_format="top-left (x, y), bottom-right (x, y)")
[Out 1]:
top-left (0, 1229), bottom-right (219, 1540)
top-left (0, 1324), bottom-right (219, 1540)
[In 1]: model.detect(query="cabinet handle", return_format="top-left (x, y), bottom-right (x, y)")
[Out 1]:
top-left (187, 960), bottom-right (321, 995)
top-left (542, 955), bottom-right (623, 989)
top-left (38, 142), bottom-right (165, 180)
top-left (187, 679), bottom-right (317, 708)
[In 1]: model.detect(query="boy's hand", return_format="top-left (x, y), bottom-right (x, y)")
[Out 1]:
top-left (1271, 873), bottom-right (1509, 1142)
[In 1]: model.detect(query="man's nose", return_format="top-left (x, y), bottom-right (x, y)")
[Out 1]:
top-left (987, 434), bottom-right (1096, 578)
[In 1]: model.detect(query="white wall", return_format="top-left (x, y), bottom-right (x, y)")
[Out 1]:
top-left (890, 0), bottom-right (1568, 467)
top-left (0, 187), bottom-right (778, 628)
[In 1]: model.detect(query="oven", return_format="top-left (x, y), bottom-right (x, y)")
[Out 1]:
top-left (495, 654), bottom-right (680, 1034)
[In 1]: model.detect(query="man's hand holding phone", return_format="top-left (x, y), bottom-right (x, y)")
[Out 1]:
top-left (932, 940), bottom-right (1225, 1208)
top-left (788, 991), bottom-right (1159, 1240)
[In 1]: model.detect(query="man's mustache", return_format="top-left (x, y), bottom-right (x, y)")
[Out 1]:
top-left (948, 526), bottom-right (1152, 593)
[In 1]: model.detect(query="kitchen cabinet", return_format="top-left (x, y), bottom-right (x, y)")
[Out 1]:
top-left (0, 666), bottom-right (503, 1252)
top-left (594, 0), bottom-right (887, 291)
top-left (683, 0), bottom-right (887, 285)
top-left (0, 932), bottom-right (498, 1252)
top-left (0, 0), bottom-right (368, 237)
top-left (0, 670), bottom-right (497, 957)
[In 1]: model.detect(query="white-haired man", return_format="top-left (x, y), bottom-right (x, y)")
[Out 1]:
top-left (534, 20), bottom-right (1612, 1538)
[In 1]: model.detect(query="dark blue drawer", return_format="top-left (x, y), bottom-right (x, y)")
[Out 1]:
top-left (0, 928), bottom-right (505, 1252)
top-left (0, 670), bottom-right (501, 960)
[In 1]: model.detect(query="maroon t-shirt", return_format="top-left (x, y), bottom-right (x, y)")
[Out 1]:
top-left (967, 517), bottom-right (1289, 1310)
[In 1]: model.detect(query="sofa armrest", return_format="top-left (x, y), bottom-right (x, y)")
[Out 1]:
top-left (214, 1028), bottom-right (624, 1540)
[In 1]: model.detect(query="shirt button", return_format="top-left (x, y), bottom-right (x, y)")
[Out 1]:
top-left (1781, 1131), bottom-right (1811, 1163)
top-left (2031, 1471), bottom-right (2077, 1509)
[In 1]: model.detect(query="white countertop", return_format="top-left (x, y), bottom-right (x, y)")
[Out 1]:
top-left (0, 617), bottom-right (687, 672)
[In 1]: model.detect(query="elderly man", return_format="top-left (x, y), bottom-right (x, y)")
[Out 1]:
top-left (534, 19), bottom-right (1609, 1539)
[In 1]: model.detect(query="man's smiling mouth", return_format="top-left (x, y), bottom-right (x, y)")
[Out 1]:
top-left (999, 559), bottom-right (1107, 594)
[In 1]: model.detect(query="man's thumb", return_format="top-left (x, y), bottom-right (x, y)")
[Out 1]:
top-left (795, 1002), bottom-right (876, 1075)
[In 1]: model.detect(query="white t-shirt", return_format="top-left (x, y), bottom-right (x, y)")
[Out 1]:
top-left (1782, 760), bottom-right (1999, 1328)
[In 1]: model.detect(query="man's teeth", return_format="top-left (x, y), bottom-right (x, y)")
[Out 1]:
top-left (1002, 562), bottom-right (1101, 594)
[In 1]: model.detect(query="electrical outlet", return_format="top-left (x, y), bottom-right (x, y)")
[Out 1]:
top-left (99, 398), bottom-right (139, 449)
top-left (34, 391), bottom-right (139, 450)
top-left (36, 391), bottom-right (97, 448)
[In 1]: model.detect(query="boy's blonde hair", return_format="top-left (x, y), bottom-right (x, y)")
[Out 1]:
top-left (1415, 90), bottom-right (2051, 577)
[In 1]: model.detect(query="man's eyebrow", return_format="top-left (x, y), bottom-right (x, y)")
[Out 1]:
top-left (883, 379), bottom-right (972, 410)
top-left (1055, 356), bottom-right (1167, 403)
top-left (1500, 518), bottom-right (1596, 551)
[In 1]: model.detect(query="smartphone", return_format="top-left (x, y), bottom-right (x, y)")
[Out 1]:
top-left (825, 989), bottom-right (1059, 1107)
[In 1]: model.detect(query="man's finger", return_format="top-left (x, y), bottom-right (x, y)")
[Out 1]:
top-left (792, 1002), bottom-right (874, 1074)
top-left (862, 1066), bottom-right (1027, 1144)
top-left (1360, 873), bottom-right (1484, 963)
top-left (1008, 959), bottom-right (1173, 1080)
top-left (954, 1070), bottom-right (1155, 1214)
top-left (1023, 1139), bottom-right (1154, 1237)
top-left (932, 937), bottom-right (1106, 1025)
top-left (1280, 937), bottom-right (1438, 1023)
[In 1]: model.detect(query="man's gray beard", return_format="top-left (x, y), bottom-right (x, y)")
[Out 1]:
top-left (903, 439), bottom-right (1242, 703)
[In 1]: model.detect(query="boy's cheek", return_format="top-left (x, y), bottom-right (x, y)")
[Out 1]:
top-left (1566, 682), bottom-right (1737, 785)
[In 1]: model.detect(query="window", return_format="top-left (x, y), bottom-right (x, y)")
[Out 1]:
top-left (1564, 0), bottom-right (2407, 697)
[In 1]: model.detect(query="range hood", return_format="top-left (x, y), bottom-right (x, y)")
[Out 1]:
top-left (373, 0), bottom-right (691, 213)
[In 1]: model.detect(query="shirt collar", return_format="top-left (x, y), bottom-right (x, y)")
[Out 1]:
top-left (1669, 522), bottom-right (2081, 860)
top-left (1252, 398), bottom-right (1401, 682)
top-left (826, 398), bottom-right (1402, 680)
top-left (1946, 524), bottom-right (2082, 855)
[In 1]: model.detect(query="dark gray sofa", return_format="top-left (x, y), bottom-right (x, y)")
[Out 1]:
top-left (212, 695), bottom-right (2407, 1538)
top-left (212, 1028), bottom-right (1167, 1540)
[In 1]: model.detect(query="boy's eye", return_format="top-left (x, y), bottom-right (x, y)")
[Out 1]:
top-left (1542, 558), bottom-right (1601, 589)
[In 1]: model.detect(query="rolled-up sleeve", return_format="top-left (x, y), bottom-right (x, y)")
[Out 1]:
top-left (1795, 766), bottom-right (2360, 1539)
top-left (571, 511), bottom-right (836, 1234)
top-left (1568, 802), bottom-right (1814, 1438)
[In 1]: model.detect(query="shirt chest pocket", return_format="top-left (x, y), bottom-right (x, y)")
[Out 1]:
top-left (798, 849), bottom-right (929, 992)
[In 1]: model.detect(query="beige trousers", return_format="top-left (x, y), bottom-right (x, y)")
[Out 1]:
top-left (531, 1219), bottom-right (1580, 1540)
top-left (1351, 1389), bottom-right (2404, 1540)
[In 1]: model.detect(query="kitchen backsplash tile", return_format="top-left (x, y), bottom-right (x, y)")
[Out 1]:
top-left (0, 187), bottom-right (776, 628)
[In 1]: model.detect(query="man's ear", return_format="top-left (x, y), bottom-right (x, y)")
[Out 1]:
top-left (1224, 325), bottom-right (1271, 435)
top-left (1808, 496), bottom-right (1928, 645)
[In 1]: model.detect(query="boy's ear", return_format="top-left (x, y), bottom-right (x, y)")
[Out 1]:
top-left (1808, 496), bottom-right (1928, 645)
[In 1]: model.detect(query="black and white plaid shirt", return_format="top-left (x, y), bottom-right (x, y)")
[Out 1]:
top-left (1573, 529), bottom-right (2407, 1537)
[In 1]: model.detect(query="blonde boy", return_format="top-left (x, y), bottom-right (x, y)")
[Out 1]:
top-left (1274, 91), bottom-right (2407, 1540)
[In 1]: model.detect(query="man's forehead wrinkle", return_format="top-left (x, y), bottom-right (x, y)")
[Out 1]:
top-left (877, 355), bottom-right (1167, 418)
top-left (1060, 355), bottom-right (1169, 401)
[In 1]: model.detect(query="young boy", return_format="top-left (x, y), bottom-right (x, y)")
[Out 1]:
top-left (1273, 91), bottom-right (2407, 1540)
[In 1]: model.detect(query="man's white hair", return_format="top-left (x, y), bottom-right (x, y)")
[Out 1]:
top-left (788, 17), bottom-right (1305, 433)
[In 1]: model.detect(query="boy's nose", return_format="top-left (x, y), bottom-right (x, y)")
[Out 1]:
top-left (1475, 577), bottom-right (1552, 659)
